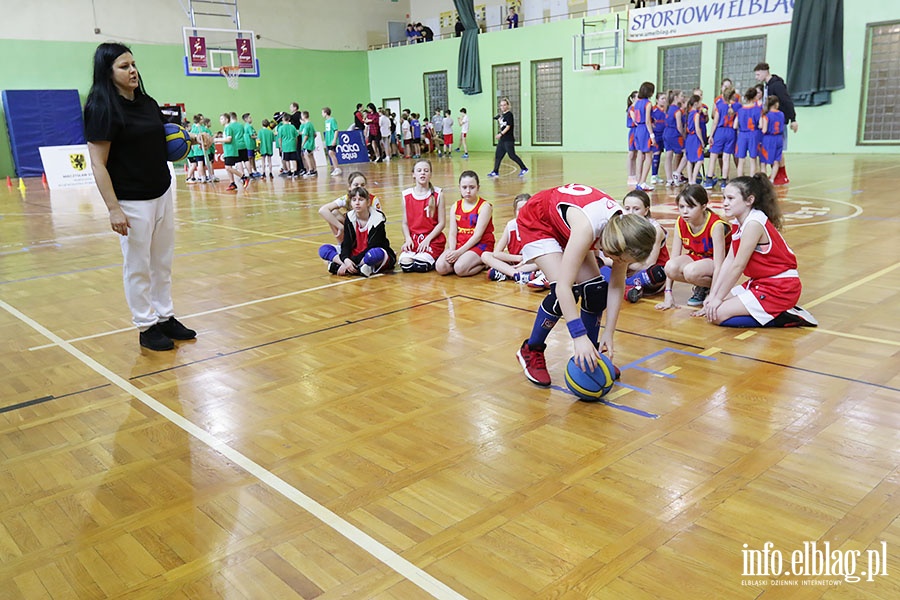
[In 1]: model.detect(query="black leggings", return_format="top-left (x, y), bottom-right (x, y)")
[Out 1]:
top-left (493, 140), bottom-right (527, 173)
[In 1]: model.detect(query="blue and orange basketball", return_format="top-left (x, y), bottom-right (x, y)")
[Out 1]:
top-left (164, 123), bottom-right (192, 162)
top-left (565, 354), bottom-right (617, 402)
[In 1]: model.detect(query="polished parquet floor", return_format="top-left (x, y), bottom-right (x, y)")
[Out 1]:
top-left (1, 151), bottom-right (898, 599)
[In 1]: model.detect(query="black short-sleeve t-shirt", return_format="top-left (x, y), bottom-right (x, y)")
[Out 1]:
top-left (84, 93), bottom-right (171, 200)
top-left (498, 110), bottom-right (516, 143)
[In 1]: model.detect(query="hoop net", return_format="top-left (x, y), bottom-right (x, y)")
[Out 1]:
top-left (220, 66), bottom-right (241, 89)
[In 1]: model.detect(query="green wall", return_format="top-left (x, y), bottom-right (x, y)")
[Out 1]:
top-left (3, 4), bottom-right (899, 177)
top-left (367, 6), bottom-right (900, 156)
top-left (0, 40), bottom-right (369, 178)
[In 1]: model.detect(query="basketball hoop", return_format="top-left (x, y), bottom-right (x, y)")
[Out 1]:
top-left (220, 66), bottom-right (241, 89)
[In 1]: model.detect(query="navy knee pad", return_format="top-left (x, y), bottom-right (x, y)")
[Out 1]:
top-left (411, 259), bottom-right (434, 273)
top-left (540, 283), bottom-right (563, 318)
top-left (578, 275), bottom-right (608, 314)
top-left (647, 265), bottom-right (667, 285)
top-left (720, 315), bottom-right (762, 328)
top-left (364, 247), bottom-right (386, 267)
top-left (318, 244), bottom-right (338, 262)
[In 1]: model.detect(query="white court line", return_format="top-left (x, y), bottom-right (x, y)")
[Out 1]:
top-left (29, 277), bottom-right (369, 351)
top-left (2, 299), bottom-right (467, 600)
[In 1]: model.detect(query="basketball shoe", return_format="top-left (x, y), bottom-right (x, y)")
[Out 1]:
top-left (156, 317), bottom-right (196, 340)
top-left (487, 268), bottom-right (508, 281)
top-left (517, 340), bottom-right (551, 387)
top-left (687, 286), bottom-right (709, 307)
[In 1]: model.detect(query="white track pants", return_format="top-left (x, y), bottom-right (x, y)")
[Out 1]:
top-left (118, 186), bottom-right (175, 330)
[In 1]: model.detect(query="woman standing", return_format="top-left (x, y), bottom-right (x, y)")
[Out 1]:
top-left (486, 97), bottom-right (528, 179)
top-left (84, 42), bottom-right (203, 351)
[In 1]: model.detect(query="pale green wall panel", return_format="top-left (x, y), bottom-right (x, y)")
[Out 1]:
top-left (3, 4), bottom-right (899, 178)
top-left (367, 7), bottom-right (900, 156)
top-left (0, 40), bottom-right (369, 177)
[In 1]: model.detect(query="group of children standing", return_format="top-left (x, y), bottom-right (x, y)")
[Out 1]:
top-left (627, 79), bottom-right (787, 192)
top-left (196, 105), bottom-right (344, 192)
top-left (356, 105), bottom-right (470, 163)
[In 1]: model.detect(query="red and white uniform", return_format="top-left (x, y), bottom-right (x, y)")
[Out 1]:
top-left (518, 184), bottom-right (622, 262)
top-left (650, 217), bottom-right (670, 267)
top-left (351, 220), bottom-right (369, 256)
top-left (730, 209), bottom-right (801, 324)
top-left (403, 186), bottom-right (446, 258)
top-left (677, 210), bottom-right (732, 261)
top-left (454, 197), bottom-right (494, 255)
top-left (503, 218), bottom-right (523, 255)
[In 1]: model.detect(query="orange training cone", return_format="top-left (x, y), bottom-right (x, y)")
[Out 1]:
top-left (42, 172), bottom-right (48, 186)
top-left (5, 176), bottom-right (11, 188)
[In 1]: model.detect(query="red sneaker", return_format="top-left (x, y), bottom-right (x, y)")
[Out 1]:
top-left (773, 166), bottom-right (789, 185)
top-left (517, 340), bottom-right (551, 387)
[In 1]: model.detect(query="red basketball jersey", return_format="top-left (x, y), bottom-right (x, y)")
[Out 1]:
top-left (517, 185), bottom-right (622, 254)
top-left (504, 218), bottom-right (523, 255)
top-left (650, 218), bottom-right (670, 267)
top-left (454, 196), bottom-right (494, 251)
top-left (403, 186), bottom-right (446, 247)
top-left (352, 220), bottom-right (369, 256)
top-left (732, 209), bottom-right (797, 278)
top-left (677, 210), bottom-right (731, 259)
top-left (545, 185), bottom-right (620, 238)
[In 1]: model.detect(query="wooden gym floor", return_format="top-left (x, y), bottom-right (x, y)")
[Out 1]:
top-left (1, 151), bottom-right (898, 599)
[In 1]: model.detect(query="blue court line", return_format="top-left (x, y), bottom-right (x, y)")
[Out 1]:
top-left (550, 384), bottom-right (659, 419)
top-left (610, 380), bottom-right (653, 394)
top-left (627, 365), bottom-right (675, 378)
top-left (618, 347), bottom-right (716, 371)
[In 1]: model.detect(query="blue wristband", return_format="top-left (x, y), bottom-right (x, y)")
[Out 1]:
top-left (567, 319), bottom-right (587, 339)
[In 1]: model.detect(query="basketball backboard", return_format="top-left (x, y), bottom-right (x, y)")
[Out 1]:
top-left (183, 26), bottom-right (259, 78)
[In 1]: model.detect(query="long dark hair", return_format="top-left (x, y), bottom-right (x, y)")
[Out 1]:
top-left (729, 174), bottom-right (783, 230)
top-left (84, 43), bottom-right (147, 133)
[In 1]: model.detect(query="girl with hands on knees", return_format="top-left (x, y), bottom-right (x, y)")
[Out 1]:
top-left (655, 184), bottom-right (731, 312)
top-left (318, 171), bottom-right (382, 244)
top-left (318, 187), bottom-right (395, 277)
top-left (399, 159), bottom-right (446, 272)
top-left (697, 174), bottom-right (816, 328)
top-left (436, 171), bottom-right (495, 277)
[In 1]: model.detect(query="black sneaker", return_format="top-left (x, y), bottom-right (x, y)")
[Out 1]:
top-left (687, 286), bottom-right (709, 307)
top-left (626, 286), bottom-right (643, 303)
top-left (327, 262), bottom-right (340, 275)
top-left (156, 317), bottom-right (196, 340)
top-left (139, 324), bottom-right (174, 351)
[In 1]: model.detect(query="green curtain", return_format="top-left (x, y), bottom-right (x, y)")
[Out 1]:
top-left (454, 0), bottom-right (482, 95)
top-left (787, 0), bottom-right (844, 106)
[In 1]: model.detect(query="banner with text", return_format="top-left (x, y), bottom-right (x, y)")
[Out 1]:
top-left (334, 130), bottom-right (369, 165)
top-left (39, 145), bottom-right (95, 189)
top-left (628, 0), bottom-right (794, 42)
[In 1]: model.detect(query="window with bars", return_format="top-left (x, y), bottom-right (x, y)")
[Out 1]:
top-left (859, 21), bottom-right (900, 144)
top-left (492, 63), bottom-right (521, 145)
top-left (717, 36), bottom-right (766, 99)
top-left (423, 71), bottom-right (448, 123)
top-left (532, 59), bottom-right (563, 145)
top-left (658, 43), bottom-right (701, 96)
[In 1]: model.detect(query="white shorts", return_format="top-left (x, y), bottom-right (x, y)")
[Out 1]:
top-left (521, 238), bottom-right (563, 264)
